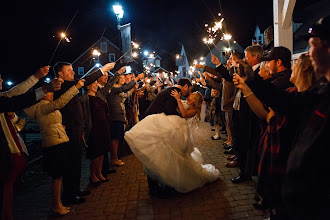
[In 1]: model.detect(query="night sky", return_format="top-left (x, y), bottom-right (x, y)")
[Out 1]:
top-left (2, 0), bottom-right (322, 84)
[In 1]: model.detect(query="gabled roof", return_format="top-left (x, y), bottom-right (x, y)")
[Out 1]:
top-left (151, 67), bottom-right (168, 74)
top-left (72, 37), bottom-right (120, 65)
top-left (255, 24), bottom-right (270, 34)
top-left (141, 54), bottom-right (162, 60)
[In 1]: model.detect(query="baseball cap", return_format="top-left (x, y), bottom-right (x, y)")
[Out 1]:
top-left (263, 46), bottom-right (291, 66)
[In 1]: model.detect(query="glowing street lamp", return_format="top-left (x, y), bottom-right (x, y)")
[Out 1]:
top-left (144, 51), bottom-right (149, 56)
top-left (113, 4), bottom-right (124, 30)
top-left (7, 81), bottom-right (13, 86)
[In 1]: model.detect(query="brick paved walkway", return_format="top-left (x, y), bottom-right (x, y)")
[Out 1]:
top-left (13, 122), bottom-right (264, 220)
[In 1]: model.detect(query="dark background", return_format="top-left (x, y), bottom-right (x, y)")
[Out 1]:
top-left (1, 0), bottom-right (322, 84)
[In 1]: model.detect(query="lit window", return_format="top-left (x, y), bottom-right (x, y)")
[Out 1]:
top-left (155, 60), bottom-right (160, 67)
top-left (100, 42), bottom-right (107, 53)
top-left (109, 54), bottom-right (115, 62)
top-left (94, 56), bottom-right (99, 62)
top-left (78, 67), bottom-right (84, 75)
top-left (143, 60), bottom-right (147, 67)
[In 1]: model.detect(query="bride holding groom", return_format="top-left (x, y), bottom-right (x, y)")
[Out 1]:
top-left (124, 78), bottom-right (219, 196)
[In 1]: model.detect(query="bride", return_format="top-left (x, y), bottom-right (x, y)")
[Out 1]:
top-left (124, 89), bottom-right (220, 193)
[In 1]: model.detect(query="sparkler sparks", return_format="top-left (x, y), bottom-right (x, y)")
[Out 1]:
top-left (132, 52), bottom-right (138, 58)
top-left (202, 15), bottom-right (225, 48)
top-left (223, 33), bottom-right (232, 40)
top-left (92, 49), bottom-right (101, 56)
top-left (131, 41), bottom-right (139, 49)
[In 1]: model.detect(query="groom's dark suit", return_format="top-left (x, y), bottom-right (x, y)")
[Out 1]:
top-left (143, 86), bottom-right (183, 197)
top-left (144, 86), bottom-right (181, 117)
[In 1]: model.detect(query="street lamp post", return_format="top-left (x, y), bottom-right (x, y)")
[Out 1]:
top-left (113, 3), bottom-right (124, 63)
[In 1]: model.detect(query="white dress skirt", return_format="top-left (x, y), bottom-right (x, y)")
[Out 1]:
top-left (125, 104), bottom-right (220, 193)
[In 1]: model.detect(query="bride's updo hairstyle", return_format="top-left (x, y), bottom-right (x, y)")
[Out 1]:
top-left (192, 91), bottom-right (204, 121)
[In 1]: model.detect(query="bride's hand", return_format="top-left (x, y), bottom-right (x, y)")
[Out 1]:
top-left (170, 89), bottom-right (181, 100)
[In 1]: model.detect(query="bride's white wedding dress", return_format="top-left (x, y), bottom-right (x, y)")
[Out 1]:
top-left (124, 100), bottom-right (220, 193)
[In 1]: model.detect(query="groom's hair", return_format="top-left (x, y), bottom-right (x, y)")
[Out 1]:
top-left (177, 78), bottom-right (192, 87)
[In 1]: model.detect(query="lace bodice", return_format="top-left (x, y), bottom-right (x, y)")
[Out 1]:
top-left (181, 100), bottom-right (191, 111)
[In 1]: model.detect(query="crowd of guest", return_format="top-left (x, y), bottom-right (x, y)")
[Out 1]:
top-left (0, 14), bottom-right (329, 220)
top-left (194, 15), bottom-right (330, 219)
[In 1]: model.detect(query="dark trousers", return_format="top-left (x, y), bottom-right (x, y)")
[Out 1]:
top-left (232, 109), bottom-right (250, 176)
top-left (62, 139), bottom-right (82, 200)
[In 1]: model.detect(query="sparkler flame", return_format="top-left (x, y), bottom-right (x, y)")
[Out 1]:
top-left (92, 49), bottom-right (101, 56)
top-left (223, 33), bottom-right (232, 40)
top-left (132, 52), bottom-right (138, 58)
top-left (131, 41), bottom-right (139, 49)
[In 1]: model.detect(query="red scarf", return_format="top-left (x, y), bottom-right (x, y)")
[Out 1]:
top-left (4, 113), bottom-right (23, 155)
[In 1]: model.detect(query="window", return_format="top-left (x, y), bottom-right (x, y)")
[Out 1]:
top-left (155, 60), bottom-right (160, 67)
top-left (94, 56), bottom-right (99, 62)
top-left (143, 60), bottom-right (147, 67)
top-left (100, 42), bottom-right (107, 53)
top-left (109, 53), bottom-right (115, 62)
top-left (259, 36), bottom-right (262, 43)
top-left (78, 67), bottom-right (84, 76)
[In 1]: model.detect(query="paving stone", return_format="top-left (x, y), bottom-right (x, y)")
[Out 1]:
top-left (13, 122), bottom-right (265, 219)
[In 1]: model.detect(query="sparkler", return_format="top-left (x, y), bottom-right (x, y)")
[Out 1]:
top-left (115, 52), bottom-right (128, 63)
top-left (92, 49), bottom-right (101, 56)
top-left (202, 16), bottom-right (225, 54)
top-left (131, 41), bottom-right (140, 49)
top-left (48, 10), bottom-right (79, 66)
top-left (132, 52), bottom-right (138, 58)
top-left (223, 33), bottom-right (232, 40)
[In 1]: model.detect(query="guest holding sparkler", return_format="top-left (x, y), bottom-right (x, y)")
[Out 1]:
top-left (53, 62), bottom-right (116, 205)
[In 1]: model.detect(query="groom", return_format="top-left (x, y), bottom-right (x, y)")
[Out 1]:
top-left (143, 77), bottom-right (193, 197)
top-left (144, 78), bottom-right (192, 117)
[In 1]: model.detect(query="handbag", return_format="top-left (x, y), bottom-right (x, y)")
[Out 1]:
top-left (14, 118), bottom-right (27, 132)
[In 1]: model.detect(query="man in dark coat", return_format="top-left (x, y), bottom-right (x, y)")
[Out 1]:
top-left (53, 62), bottom-right (115, 205)
top-left (239, 15), bottom-right (330, 219)
top-left (263, 46), bottom-right (294, 90)
top-left (197, 45), bottom-right (263, 183)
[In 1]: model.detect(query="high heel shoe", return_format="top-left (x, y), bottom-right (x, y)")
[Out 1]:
top-left (89, 177), bottom-right (101, 187)
top-left (110, 160), bottom-right (125, 166)
top-left (100, 178), bottom-right (110, 183)
top-left (51, 207), bottom-right (70, 216)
